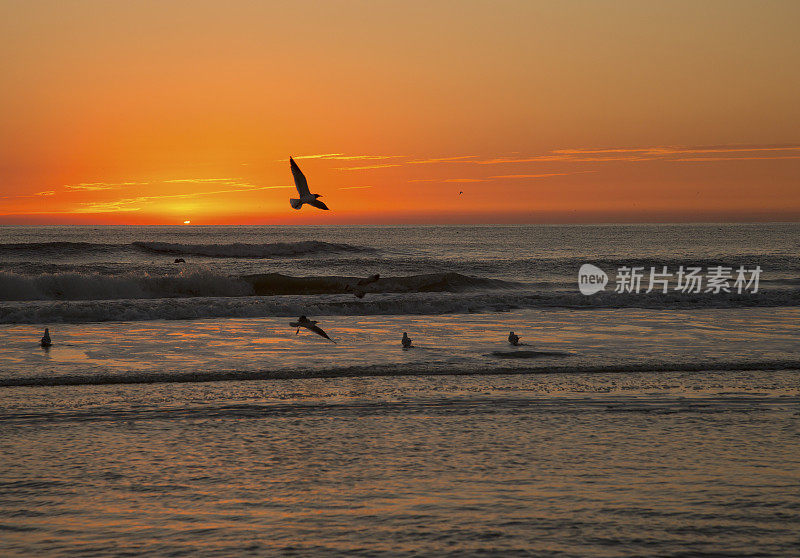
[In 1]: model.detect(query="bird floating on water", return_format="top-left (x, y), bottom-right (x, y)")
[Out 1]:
top-left (40, 328), bottom-right (52, 348)
top-left (508, 331), bottom-right (520, 346)
top-left (290, 316), bottom-right (336, 343)
top-left (402, 332), bottom-right (413, 348)
top-left (289, 157), bottom-right (329, 210)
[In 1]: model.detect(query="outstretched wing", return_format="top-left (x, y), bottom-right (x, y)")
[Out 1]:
top-left (290, 158), bottom-right (311, 197)
top-left (357, 274), bottom-right (380, 286)
top-left (308, 324), bottom-right (335, 343)
top-left (307, 198), bottom-right (330, 210)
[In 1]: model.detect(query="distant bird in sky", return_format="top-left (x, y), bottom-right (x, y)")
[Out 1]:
top-left (290, 315), bottom-right (336, 343)
top-left (40, 328), bottom-right (52, 348)
top-left (289, 157), bottom-right (330, 210)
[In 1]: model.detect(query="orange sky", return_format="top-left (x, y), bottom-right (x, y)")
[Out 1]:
top-left (1, 1), bottom-right (798, 224)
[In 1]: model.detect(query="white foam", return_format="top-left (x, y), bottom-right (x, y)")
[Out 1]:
top-left (132, 240), bottom-right (372, 258)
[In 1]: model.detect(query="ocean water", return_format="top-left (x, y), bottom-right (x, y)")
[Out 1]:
top-left (1, 224), bottom-right (799, 556)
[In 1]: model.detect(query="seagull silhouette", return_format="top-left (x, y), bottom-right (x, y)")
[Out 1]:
top-left (357, 273), bottom-right (380, 286)
top-left (344, 273), bottom-right (380, 298)
top-left (40, 328), bottom-right (52, 347)
top-left (289, 157), bottom-right (330, 210)
top-left (290, 316), bottom-right (336, 343)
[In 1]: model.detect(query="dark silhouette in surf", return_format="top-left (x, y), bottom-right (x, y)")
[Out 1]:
top-left (40, 328), bottom-right (52, 348)
top-left (508, 331), bottom-right (520, 346)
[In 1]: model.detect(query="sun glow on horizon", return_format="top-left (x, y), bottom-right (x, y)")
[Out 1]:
top-left (0, 2), bottom-right (798, 224)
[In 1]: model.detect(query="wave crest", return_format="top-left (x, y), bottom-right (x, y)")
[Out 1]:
top-left (244, 272), bottom-right (515, 296)
top-left (132, 241), bottom-right (373, 258)
top-left (0, 242), bottom-right (123, 256)
top-left (0, 269), bottom-right (253, 301)
top-left (1, 289), bottom-right (797, 324)
top-left (0, 270), bottom-right (514, 302)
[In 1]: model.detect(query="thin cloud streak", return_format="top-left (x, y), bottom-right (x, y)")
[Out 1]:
top-left (64, 182), bottom-right (147, 191)
top-left (63, 179), bottom-right (241, 191)
top-left (554, 145), bottom-right (800, 155)
top-left (71, 203), bottom-right (143, 213)
top-left (673, 155), bottom-right (800, 162)
top-left (490, 173), bottom-right (575, 179)
top-left (290, 153), bottom-right (343, 160)
top-left (326, 155), bottom-right (403, 161)
top-left (406, 156), bottom-right (479, 164)
top-left (336, 156), bottom-right (479, 171)
top-left (336, 164), bottom-right (402, 171)
top-left (321, 144), bottom-right (800, 173)
top-left (291, 154), bottom-right (404, 161)
top-left (408, 178), bottom-right (488, 183)
top-left (492, 170), bottom-right (597, 179)
top-left (472, 145), bottom-right (800, 165)
top-left (73, 185), bottom-right (293, 213)
top-left (164, 178), bottom-right (240, 183)
top-left (1, 191), bottom-right (58, 199)
top-left (408, 173), bottom-right (591, 183)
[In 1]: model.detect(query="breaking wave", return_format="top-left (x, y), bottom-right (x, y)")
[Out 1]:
top-left (243, 272), bottom-right (514, 295)
top-left (0, 270), bottom-right (514, 302)
top-left (132, 241), bottom-right (373, 258)
top-left (0, 242), bottom-right (125, 257)
top-left (0, 240), bottom-right (374, 259)
top-left (0, 269), bottom-right (253, 301)
top-left (1, 288), bottom-right (797, 324)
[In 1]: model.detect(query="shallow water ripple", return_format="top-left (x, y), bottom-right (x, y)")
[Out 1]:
top-left (1, 375), bottom-right (798, 556)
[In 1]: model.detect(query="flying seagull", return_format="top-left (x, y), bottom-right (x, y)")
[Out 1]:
top-left (289, 157), bottom-right (330, 210)
top-left (344, 273), bottom-right (380, 298)
top-left (344, 287), bottom-right (366, 299)
top-left (357, 273), bottom-right (380, 286)
top-left (290, 315), bottom-right (336, 343)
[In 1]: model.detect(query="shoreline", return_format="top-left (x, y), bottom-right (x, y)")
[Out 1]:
top-left (3, 358), bottom-right (799, 388)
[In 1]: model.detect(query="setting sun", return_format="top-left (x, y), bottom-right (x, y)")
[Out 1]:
top-left (0, 2), bottom-right (798, 224)
top-left (1, 3), bottom-right (798, 556)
